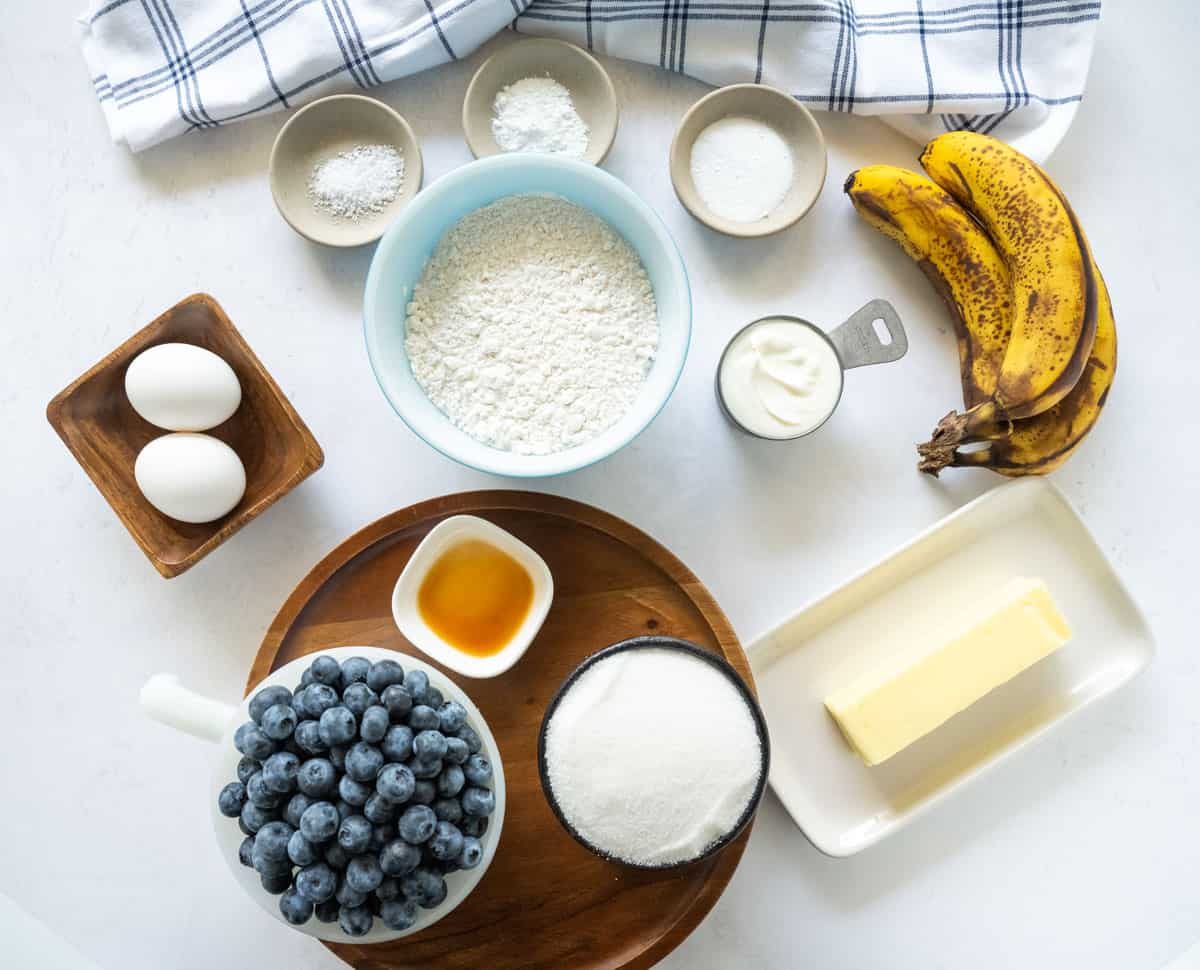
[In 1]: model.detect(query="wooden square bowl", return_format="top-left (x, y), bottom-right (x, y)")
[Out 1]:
top-left (47, 294), bottom-right (323, 578)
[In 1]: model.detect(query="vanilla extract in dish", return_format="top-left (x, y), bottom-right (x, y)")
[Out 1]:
top-left (543, 646), bottom-right (763, 867)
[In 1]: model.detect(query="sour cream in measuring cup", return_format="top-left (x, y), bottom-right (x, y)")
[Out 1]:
top-left (717, 318), bottom-right (843, 438)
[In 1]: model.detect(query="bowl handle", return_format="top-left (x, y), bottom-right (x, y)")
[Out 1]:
top-left (140, 674), bottom-right (238, 744)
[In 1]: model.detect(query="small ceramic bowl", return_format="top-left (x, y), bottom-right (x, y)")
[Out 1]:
top-left (462, 38), bottom-right (618, 165)
top-left (537, 636), bottom-right (771, 871)
top-left (269, 94), bottom-right (423, 248)
top-left (139, 646), bottom-right (505, 943)
top-left (669, 84), bottom-right (827, 238)
top-left (392, 515), bottom-right (554, 679)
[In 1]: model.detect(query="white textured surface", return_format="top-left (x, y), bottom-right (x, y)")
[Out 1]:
top-left (4, 4), bottom-right (1197, 970)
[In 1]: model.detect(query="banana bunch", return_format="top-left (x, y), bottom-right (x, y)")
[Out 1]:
top-left (844, 132), bottom-right (1116, 476)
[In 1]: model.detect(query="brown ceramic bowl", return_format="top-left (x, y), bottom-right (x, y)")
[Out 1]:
top-left (669, 83), bottom-right (827, 238)
top-left (462, 38), bottom-right (618, 165)
top-left (46, 294), bottom-right (323, 578)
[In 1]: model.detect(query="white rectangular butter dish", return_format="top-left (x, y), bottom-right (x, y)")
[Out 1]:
top-left (747, 478), bottom-right (1154, 857)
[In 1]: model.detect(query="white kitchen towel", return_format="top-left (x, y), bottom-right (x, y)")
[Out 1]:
top-left (80, 0), bottom-right (1100, 159)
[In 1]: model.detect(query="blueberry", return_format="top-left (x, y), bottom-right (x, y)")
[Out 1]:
top-left (376, 763), bottom-right (415, 803)
top-left (379, 838), bottom-right (422, 876)
top-left (238, 835), bottom-right (255, 868)
top-left (460, 815), bottom-right (488, 838)
top-left (380, 684), bottom-right (413, 722)
top-left (433, 857), bottom-right (461, 876)
top-left (346, 854), bottom-right (384, 894)
top-left (302, 683), bottom-right (339, 718)
top-left (408, 705), bottom-right (440, 731)
top-left (458, 836), bottom-right (483, 869)
top-left (397, 804), bottom-right (437, 844)
top-left (234, 722), bottom-right (275, 761)
top-left (443, 737), bottom-right (469, 765)
top-left (328, 744), bottom-right (347, 771)
top-left (338, 904), bottom-right (373, 937)
top-left (401, 868), bottom-right (446, 909)
top-left (345, 742), bottom-right (384, 782)
top-left (359, 705), bottom-right (390, 743)
top-left (411, 780), bottom-right (436, 806)
top-left (295, 861), bottom-right (337, 902)
top-left (461, 787), bottom-right (495, 817)
top-left (297, 757), bottom-right (337, 797)
top-left (411, 758), bottom-right (442, 779)
top-left (432, 798), bottom-right (463, 824)
top-left (413, 730), bottom-right (448, 761)
top-left (436, 701), bottom-right (468, 734)
top-left (311, 655), bottom-right (342, 687)
top-left (429, 821), bottom-right (464, 862)
top-left (277, 886), bottom-right (313, 925)
top-left (237, 755), bottom-right (260, 785)
top-left (424, 687), bottom-right (444, 710)
top-left (249, 685), bottom-right (293, 724)
top-left (287, 829), bottom-right (320, 866)
top-left (299, 801), bottom-right (339, 843)
top-left (253, 844), bottom-right (291, 880)
top-left (324, 842), bottom-right (351, 870)
top-left (402, 670), bottom-right (430, 705)
top-left (364, 792), bottom-right (397, 825)
top-left (299, 667), bottom-right (314, 688)
top-left (375, 876), bottom-right (402, 902)
top-left (254, 820), bottom-right (294, 861)
top-left (455, 724), bottom-right (482, 755)
top-left (338, 815), bottom-right (373, 855)
top-left (260, 870), bottom-right (293, 895)
top-left (369, 823), bottom-right (396, 852)
top-left (240, 801), bottom-right (275, 834)
top-left (341, 682), bottom-right (378, 718)
top-left (436, 765), bottom-right (465, 799)
top-left (284, 793), bottom-right (313, 828)
top-left (238, 816), bottom-right (255, 837)
top-left (367, 659), bottom-right (406, 694)
top-left (260, 703), bottom-right (297, 741)
top-left (338, 775), bottom-right (371, 806)
top-left (217, 782), bottom-right (246, 818)
top-left (293, 720), bottom-right (326, 756)
top-left (318, 706), bottom-right (357, 747)
top-left (246, 771), bottom-right (281, 808)
top-left (341, 656), bottom-right (371, 686)
top-left (314, 898), bottom-right (340, 923)
top-left (262, 751), bottom-right (300, 794)
top-left (336, 877), bottom-right (367, 909)
top-left (464, 753), bottom-right (492, 786)
top-left (380, 897), bottom-right (418, 931)
top-left (381, 725), bottom-right (414, 763)
top-left (334, 799), bottom-right (355, 824)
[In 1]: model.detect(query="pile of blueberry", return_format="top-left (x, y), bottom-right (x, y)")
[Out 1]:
top-left (216, 655), bottom-right (496, 937)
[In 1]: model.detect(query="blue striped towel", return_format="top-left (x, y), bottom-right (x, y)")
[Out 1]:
top-left (80, 0), bottom-right (1100, 159)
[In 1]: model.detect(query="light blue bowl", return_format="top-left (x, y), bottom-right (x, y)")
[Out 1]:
top-left (363, 154), bottom-right (692, 477)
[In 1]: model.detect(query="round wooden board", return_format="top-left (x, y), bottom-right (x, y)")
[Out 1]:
top-left (249, 491), bottom-right (755, 970)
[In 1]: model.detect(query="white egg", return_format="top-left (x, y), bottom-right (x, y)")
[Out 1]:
top-left (125, 343), bottom-right (242, 431)
top-left (134, 433), bottom-right (247, 524)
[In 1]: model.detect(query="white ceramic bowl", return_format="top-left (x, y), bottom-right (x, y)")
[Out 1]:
top-left (362, 153), bottom-right (692, 477)
top-left (140, 646), bottom-right (506, 943)
top-left (392, 516), bottom-right (553, 679)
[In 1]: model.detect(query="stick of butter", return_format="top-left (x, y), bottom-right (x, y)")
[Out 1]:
top-left (824, 577), bottom-right (1071, 766)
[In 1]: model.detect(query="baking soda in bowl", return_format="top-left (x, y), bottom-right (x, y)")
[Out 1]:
top-left (543, 645), bottom-right (764, 867)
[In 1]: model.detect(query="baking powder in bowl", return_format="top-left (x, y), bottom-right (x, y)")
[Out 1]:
top-left (689, 116), bottom-right (794, 223)
top-left (543, 647), bottom-right (763, 866)
top-left (404, 195), bottom-right (658, 455)
top-left (492, 77), bottom-right (589, 158)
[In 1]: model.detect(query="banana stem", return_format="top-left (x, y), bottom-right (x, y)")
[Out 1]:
top-left (917, 400), bottom-right (1007, 474)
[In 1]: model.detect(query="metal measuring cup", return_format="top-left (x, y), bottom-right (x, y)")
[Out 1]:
top-left (715, 299), bottom-right (908, 439)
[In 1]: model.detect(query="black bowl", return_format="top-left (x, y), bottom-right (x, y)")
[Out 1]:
top-left (536, 635), bottom-right (771, 870)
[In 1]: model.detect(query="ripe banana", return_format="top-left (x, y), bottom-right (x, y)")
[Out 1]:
top-left (918, 131), bottom-right (1098, 449)
top-left (844, 165), bottom-right (1010, 408)
top-left (922, 254), bottom-right (1116, 477)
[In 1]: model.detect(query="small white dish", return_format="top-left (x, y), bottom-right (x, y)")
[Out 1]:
top-left (139, 646), bottom-right (505, 943)
top-left (392, 515), bottom-right (553, 679)
top-left (747, 478), bottom-right (1154, 857)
